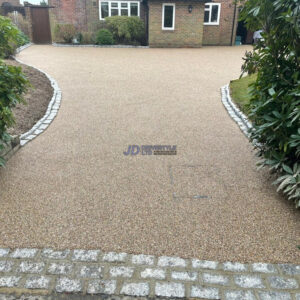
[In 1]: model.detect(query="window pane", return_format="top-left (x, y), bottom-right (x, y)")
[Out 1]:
top-left (211, 5), bottom-right (219, 23)
top-left (130, 3), bottom-right (138, 16)
top-left (204, 10), bottom-right (209, 23)
top-left (164, 5), bottom-right (174, 28)
top-left (101, 2), bottom-right (109, 18)
top-left (205, 4), bottom-right (209, 9)
top-left (121, 2), bottom-right (128, 8)
top-left (111, 8), bottom-right (119, 16)
top-left (121, 8), bottom-right (128, 15)
top-left (111, 2), bottom-right (118, 7)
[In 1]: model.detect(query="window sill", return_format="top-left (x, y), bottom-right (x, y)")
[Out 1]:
top-left (204, 23), bottom-right (220, 26)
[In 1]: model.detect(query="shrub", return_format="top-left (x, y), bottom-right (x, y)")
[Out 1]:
top-left (54, 23), bottom-right (76, 43)
top-left (240, 0), bottom-right (300, 206)
top-left (79, 31), bottom-right (95, 44)
top-left (7, 12), bottom-right (30, 37)
top-left (0, 60), bottom-right (29, 166)
top-left (96, 29), bottom-right (114, 45)
top-left (0, 16), bottom-right (28, 58)
top-left (105, 16), bottom-right (145, 45)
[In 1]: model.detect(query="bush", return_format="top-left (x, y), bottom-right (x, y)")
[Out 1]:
top-left (0, 16), bottom-right (28, 58)
top-left (54, 23), bottom-right (76, 43)
top-left (105, 16), bottom-right (145, 45)
top-left (7, 12), bottom-right (30, 37)
top-left (240, 0), bottom-right (300, 206)
top-left (0, 60), bottom-right (29, 166)
top-left (96, 29), bottom-right (114, 45)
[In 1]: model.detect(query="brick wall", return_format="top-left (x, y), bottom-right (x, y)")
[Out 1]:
top-left (202, 0), bottom-right (238, 46)
top-left (48, 0), bottom-right (88, 32)
top-left (148, 0), bottom-right (204, 48)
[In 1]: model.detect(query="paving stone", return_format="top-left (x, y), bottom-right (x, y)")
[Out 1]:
top-left (103, 252), bottom-right (127, 263)
top-left (79, 265), bottom-right (102, 278)
top-left (87, 280), bottom-right (116, 295)
top-left (140, 268), bottom-right (166, 279)
top-left (278, 264), bottom-right (300, 276)
top-left (0, 249), bottom-right (9, 258)
top-left (157, 256), bottom-right (186, 267)
top-left (25, 276), bottom-right (51, 289)
top-left (202, 273), bottom-right (229, 285)
top-left (72, 250), bottom-right (99, 262)
top-left (41, 249), bottom-right (70, 259)
top-left (0, 276), bottom-right (20, 287)
top-left (252, 263), bottom-right (277, 273)
top-left (235, 275), bottom-right (265, 288)
top-left (132, 254), bottom-right (154, 265)
top-left (223, 262), bottom-right (248, 272)
top-left (47, 262), bottom-right (73, 275)
top-left (120, 282), bottom-right (149, 296)
top-left (17, 261), bottom-right (45, 274)
top-left (258, 291), bottom-right (291, 300)
top-left (192, 259), bottom-right (218, 270)
top-left (0, 261), bottom-right (14, 272)
top-left (10, 249), bottom-right (38, 259)
top-left (38, 124), bottom-right (48, 130)
top-left (155, 282), bottom-right (185, 298)
top-left (110, 266), bottom-right (134, 278)
top-left (190, 285), bottom-right (219, 299)
top-left (268, 276), bottom-right (298, 289)
top-left (56, 277), bottom-right (82, 293)
top-left (224, 290), bottom-right (256, 300)
top-left (171, 271), bottom-right (197, 281)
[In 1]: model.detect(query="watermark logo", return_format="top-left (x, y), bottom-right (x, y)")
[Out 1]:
top-left (123, 145), bottom-right (177, 156)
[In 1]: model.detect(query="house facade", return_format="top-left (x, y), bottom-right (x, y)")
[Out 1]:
top-left (48, 0), bottom-right (238, 47)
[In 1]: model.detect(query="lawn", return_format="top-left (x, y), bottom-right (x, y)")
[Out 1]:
top-left (229, 74), bottom-right (257, 115)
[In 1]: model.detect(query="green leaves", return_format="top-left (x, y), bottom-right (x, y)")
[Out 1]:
top-left (0, 60), bottom-right (29, 166)
top-left (240, 0), bottom-right (300, 207)
top-left (0, 16), bottom-right (28, 58)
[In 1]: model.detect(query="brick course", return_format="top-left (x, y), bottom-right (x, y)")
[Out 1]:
top-left (148, 0), bottom-right (204, 48)
top-left (202, 0), bottom-right (238, 45)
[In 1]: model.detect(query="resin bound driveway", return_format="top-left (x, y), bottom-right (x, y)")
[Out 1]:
top-left (0, 45), bottom-right (299, 264)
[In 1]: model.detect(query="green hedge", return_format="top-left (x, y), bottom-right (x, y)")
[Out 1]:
top-left (240, 0), bottom-right (300, 206)
top-left (105, 16), bottom-right (145, 45)
top-left (96, 29), bottom-right (114, 45)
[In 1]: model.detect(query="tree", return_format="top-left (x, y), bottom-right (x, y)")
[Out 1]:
top-left (240, 0), bottom-right (300, 206)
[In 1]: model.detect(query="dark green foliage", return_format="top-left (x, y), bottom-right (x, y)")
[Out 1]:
top-left (240, 0), bottom-right (300, 206)
top-left (96, 29), bottom-right (114, 45)
top-left (0, 16), bottom-right (28, 58)
top-left (0, 60), bottom-right (29, 166)
top-left (105, 16), bottom-right (145, 45)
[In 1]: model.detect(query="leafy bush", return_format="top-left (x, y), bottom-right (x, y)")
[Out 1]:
top-left (96, 29), bottom-right (114, 45)
top-left (7, 12), bottom-right (30, 37)
top-left (0, 60), bottom-right (29, 166)
top-left (240, 0), bottom-right (300, 206)
top-left (105, 16), bottom-right (145, 45)
top-left (79, 32), bottom-right (95, 44)
top-left (0, 16), bottom-right (28, 58)
top-left (54, 23), bottom-right (76, 43)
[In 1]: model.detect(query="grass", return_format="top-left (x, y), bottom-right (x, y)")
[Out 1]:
top-left (229, 74), bottom-right (257, 115)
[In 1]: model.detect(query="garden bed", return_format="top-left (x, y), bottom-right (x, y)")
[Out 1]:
top-left (4, 59), bottom-right (53, 136)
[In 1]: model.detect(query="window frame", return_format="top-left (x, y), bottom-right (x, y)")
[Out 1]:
top-left (204, 2), bottom-right (221, 25)
top-left (162, 3), bottom-right (175, 31)
top-left (99, 0), bottom-right (140, 20)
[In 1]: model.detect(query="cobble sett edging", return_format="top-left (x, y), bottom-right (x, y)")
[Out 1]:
top-left (0, 248), bottom-right (299, 300)
top-left (14, 44), bottom-right (62, 147)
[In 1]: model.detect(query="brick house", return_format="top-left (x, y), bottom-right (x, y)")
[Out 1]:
top-left (48, 0), bottom-right (238, 47)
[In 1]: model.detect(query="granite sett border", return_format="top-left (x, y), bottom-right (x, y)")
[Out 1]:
top-left (14, 43), bottom-right (62, 147)
top-left (0, 248), bottom-right (299, 300)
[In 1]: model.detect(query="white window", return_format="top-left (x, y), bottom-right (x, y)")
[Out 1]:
top-left (99, 1), bottom-right (140, 20)
top-left (162, 3), bottom-right (175, 30)
top-left (204, 3), bottom-right (221, 25)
